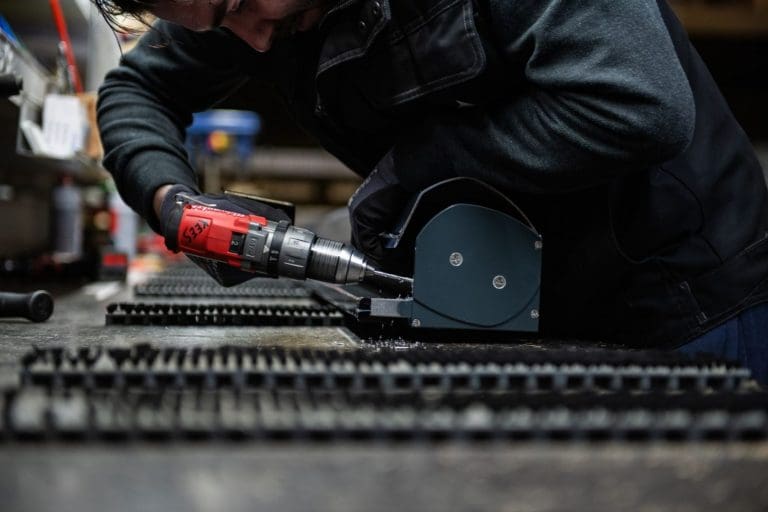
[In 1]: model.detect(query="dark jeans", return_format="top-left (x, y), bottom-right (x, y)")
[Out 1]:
top-left (677, 302), bottom-right (768, 386)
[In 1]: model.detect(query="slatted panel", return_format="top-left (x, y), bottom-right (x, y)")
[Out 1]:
top-left (105, 304), bottom-right (345, 326)
top-left (21, 346), bottom-right (751, 393)
top-left (134, 277), bottom-right (312, 299)
top-left (2, 388), bottom-right (766, 442)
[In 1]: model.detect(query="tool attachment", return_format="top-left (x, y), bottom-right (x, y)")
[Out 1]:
top-left (359, 178), bottom-right (542, 332)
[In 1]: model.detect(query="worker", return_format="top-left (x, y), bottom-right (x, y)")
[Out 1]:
top-left (91, 0), bottom-right (768, 383)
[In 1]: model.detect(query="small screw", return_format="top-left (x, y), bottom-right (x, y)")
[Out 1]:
top-left (530, 309), bottom-right (540, 319)
top-left (534, 240), bottom-right (543, 250)
top-left (449, 252), bottom-right (463, 267)
top-left (492, 275), bottom-right (507, 290)
top-left (411, 319), bottom-right (421, 328)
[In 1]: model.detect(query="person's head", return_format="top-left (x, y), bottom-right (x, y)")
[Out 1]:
top-left (92, 0), bottom-right (332, 52)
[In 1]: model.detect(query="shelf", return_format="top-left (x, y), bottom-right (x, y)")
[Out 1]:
top-left (213, 147), bottom-right (360, 181)
top-left (672, 1), bottom-right (768, 37)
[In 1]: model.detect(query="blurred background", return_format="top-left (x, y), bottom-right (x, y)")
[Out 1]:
top-left (0, 0), bottom-right (766, 283)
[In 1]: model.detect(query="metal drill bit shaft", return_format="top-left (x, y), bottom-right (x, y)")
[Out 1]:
top-left (363, 267), bottom-right (414, 295)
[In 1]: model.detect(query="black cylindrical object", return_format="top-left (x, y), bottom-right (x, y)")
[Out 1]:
top-left (0, 291), bottom-right (54, 322)
top-left (0, 74), bottom-right (22, 98)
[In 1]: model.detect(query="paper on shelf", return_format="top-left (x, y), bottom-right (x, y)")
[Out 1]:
top-left (42, 94), bottom-right (88, 159)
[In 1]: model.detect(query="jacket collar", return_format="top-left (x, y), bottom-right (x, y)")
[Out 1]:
top-left (316, 0), bottom-right (391, 76)
top-left (319, 0), bottom-right (361, 28)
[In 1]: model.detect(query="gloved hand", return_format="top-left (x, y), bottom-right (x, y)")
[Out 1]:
top-left (158, 184), bottom-right (292, 286)
top-left (347, 152), bottom-right (411, 266)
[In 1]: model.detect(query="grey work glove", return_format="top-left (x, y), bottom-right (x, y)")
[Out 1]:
top-left (159, 184), bottom-right (292, 287)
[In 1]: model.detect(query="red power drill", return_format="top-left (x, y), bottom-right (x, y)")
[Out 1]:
top-left (168, 194), bottom-right (412, 291)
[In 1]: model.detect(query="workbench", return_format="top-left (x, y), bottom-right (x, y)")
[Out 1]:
top-left (1, 275), bottom-right (767, 512)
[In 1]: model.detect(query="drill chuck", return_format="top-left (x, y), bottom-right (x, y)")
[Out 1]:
top-left (280, 228), bottom-right (412, 293)
top-left (290, 232), bottom-right (412, 293)
top-left (260, 224), bottom-right (370, 284)
top-left (307, 238), bottom-right (368, 284)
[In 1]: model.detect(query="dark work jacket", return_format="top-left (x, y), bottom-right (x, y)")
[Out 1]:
top-left (97, 0), bottom-right (768, 348)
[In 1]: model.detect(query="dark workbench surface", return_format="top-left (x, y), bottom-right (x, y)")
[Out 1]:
top-left (1, 280), bottom-right (767, 512)
top-left (3, 444), bottom-right (768, 512)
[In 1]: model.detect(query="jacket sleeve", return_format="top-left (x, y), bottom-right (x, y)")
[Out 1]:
top-left (97, 21), bottom-right (254, 230)
top-left (390, 0), bottom-right (696, 194)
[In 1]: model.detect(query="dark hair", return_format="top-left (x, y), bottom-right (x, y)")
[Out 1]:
top-left (90, 0), bottom-right (159, 32)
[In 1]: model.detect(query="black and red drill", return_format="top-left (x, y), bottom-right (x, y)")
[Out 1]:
top-left (167, 194), bottom-right (411, 292)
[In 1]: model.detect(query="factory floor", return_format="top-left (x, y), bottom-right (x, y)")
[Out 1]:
top-left (1, 276), bottom-right (767, 511)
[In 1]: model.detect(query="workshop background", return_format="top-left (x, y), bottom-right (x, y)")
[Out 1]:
top-left (0, 1), bottom-right (767, 511)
